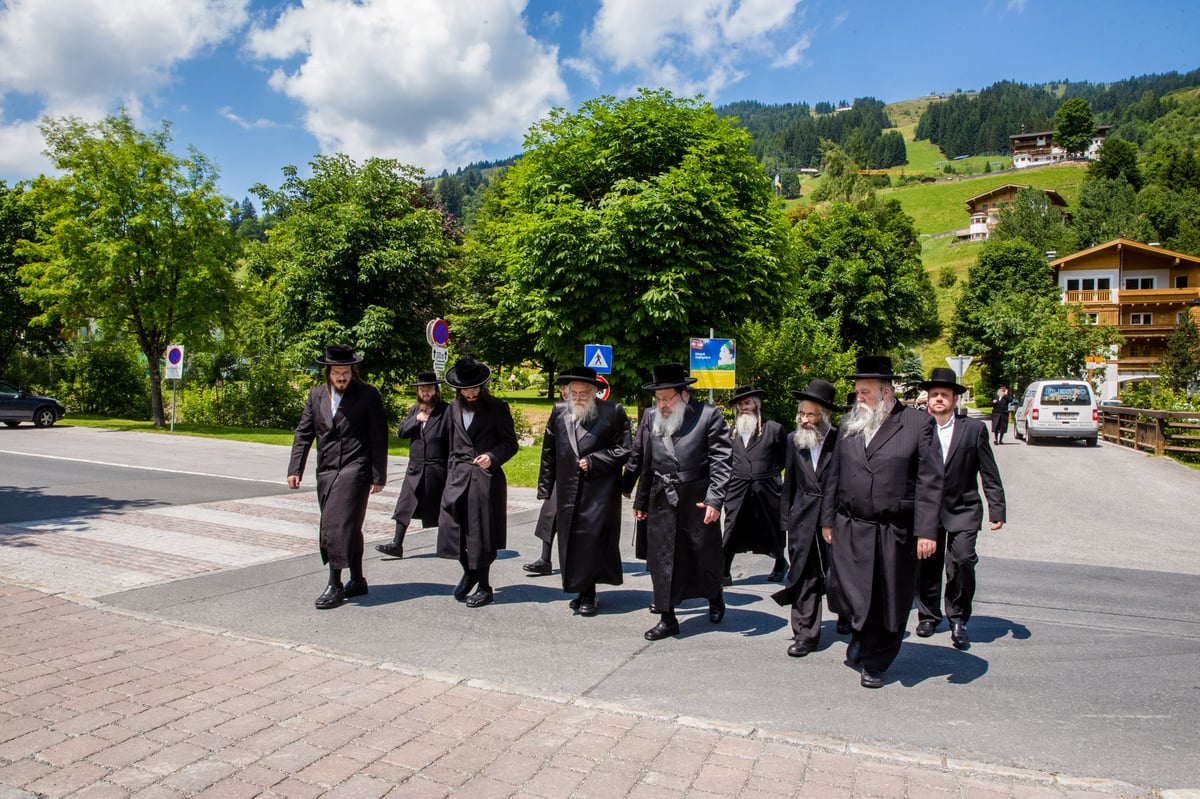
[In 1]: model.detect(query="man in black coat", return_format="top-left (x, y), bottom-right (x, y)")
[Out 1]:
top-left (436, 357), bottom-right (518, 608)
top-left (721, 386), bottom-right (788, 584)
top-left (288, 345), bottom-right (388, 610)
top-left (525, 383), bottom-right (570, 577)
top-left (377, 372), bottom-right (450, 559)
top-left (633, 363), bottom-right (733, 641)
top-left (916, 368), bottom-right (1007, 649)
top-left (821, 355), bottom-right (943, 688)
top-left (990, 385), bottom-right (1013, 444)
top-left (772, 379), bottom-right (841, 657)
top-left (537, 366), bottom-right (631, 615)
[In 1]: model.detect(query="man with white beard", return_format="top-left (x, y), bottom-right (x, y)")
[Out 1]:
top-left (633, 363), bottom-right (733, 640)
top-left (721, 386), bottom-right (788, 584)
top-left (820, 356), bottom-right (943, 688)
top-left (772, 379), bottom-right (844, 657)
top-left (537, 366), bottom-right (631, 616)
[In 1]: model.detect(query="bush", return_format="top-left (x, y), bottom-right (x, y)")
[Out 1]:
top-left (55, 341), bottom-right (150, 418)
top-left (937, 265), bottom-right (958, 288)
top-left (181, 358), bottom-right (305, 428)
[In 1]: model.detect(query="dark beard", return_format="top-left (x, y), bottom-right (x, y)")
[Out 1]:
top-left (458, 388), bottom-right (489, 413)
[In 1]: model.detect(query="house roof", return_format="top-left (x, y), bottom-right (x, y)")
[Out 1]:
top-left (1049, 238), bottom-right (1200, 269)
top-left (963, 184), bottom-right (1067, 209)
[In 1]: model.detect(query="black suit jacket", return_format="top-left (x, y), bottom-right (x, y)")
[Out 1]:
top-left (937, 415), bottom-right (1006, 532)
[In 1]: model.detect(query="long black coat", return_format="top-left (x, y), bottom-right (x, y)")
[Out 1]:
top-left (633, 400), bottom-right (733, 610)
top-left (436, 394), bottom-right (518, 569)
top-left (820, 403), bottom-right (943, 632)
top-left (537, 401), bottom-right (631, 592)
top-left (939, 416), bottom-right (1006, 532)
top-left (772, 427), bottom-right (838, 607)
top-left (722, 419), bottom-right (786, 557)
top-left (391, 399), bottom-right (450, 529)
top-left (288, 381), bottom-right (388, 569)
top-left (621, 408), bottom-right (653, 560)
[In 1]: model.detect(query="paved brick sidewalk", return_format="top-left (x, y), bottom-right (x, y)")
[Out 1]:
top-left (0, 584), bottom-right (1151, 799)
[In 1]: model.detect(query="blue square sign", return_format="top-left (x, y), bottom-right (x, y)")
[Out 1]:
top-left (583, 344), bottom-right (613, 374)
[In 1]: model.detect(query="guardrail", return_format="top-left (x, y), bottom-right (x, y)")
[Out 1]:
top-left (1099, 406), bottom-right (1200, 459)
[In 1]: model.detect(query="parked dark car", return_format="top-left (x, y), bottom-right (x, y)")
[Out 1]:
top-left (0, 380), bottom-right (66, 428)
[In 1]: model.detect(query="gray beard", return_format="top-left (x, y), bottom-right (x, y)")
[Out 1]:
top-left (842, 398), bottom-right (892, 440)
top-left (793, 419), bottom-right (830, 451)
top-left (653, 406), bottom-right (685, 438)
top-left (568, 397), bottom-right (599, 425)
top-left (735, 412), bottom-right (759, 439)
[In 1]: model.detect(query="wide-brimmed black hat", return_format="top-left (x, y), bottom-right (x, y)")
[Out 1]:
top-left (315, 344), bottom-right (363, 366)
top-left (410, 371), bottom-right (442, 387)
top-left (641, 362), bottom-right (698, 391)
top-left (444, 357), bottom-right (492, 389)
top-left (730, 385), bottom-right (765, 403)
top-left (790, 379), bottom-right (841, 411)
top-left (847, 355), bottom-right (895, 380)
top-left (556, 365), bottom-right (605, 388)
top-left (920, 367), bottom-right (967, 395)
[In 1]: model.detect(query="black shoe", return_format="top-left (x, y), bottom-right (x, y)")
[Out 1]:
top-left (860, 669), bottom-right (885, 689)
top-left (709, 595), bottom-right (725, 623)
top-left (767, 568), bottom-right (785, 582)
top-left (569, 596), bottom-right (581, 610)
top-left (721, 575), bottom-right (733, 587)
top-left (315, 584), bottom-right (345, 610)
top-left (916, 620), bottom-right (936, 638)
top-left (453, 574), bottom-right (478, 601)
top-left (465, 588), bottom-right (494, 608)
top-left (343, 578), bottom-right (368, 598)
top-left (951, 622), bottom-right (970, 650)
top-left (787, 640), bottom-right (816, 658)
top-left (648, 602), bottom-right (659, 614)
top-left (375, 542), bottom-right (404, 558)
top-left (522, 558), bottom-right (552, 576)
top-left (836, 618), bottom-right (852, 636)
top-left (644, 617), bottom-right (680, 640)
top-left (846, 637), bottom-right (862, 665)
top-left (578, 595), bottom-right (598, 617)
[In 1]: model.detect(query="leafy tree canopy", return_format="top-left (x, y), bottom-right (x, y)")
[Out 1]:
top-left (991, 186), bottom-right (1076, 257)
top-left (1054, 97), bottom-right (1096, 157)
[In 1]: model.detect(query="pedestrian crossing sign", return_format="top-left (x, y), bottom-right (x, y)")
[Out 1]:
top-left (584, 344), bottom-right (613, 374)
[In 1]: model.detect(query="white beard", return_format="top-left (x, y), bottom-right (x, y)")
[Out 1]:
top-left (842, 398), bottom-right (893, 440)
top-left (793, 419), bottom-right (830, 451)
top-left (568, 397), bottom-right (599, 425)
top-left (653, 406), bottom-right (685, 438)
top-left (735, 412), bottom-right (759, 439)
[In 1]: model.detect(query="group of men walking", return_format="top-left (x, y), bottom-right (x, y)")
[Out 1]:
top-left (287, 346), bottom-right (1005, 689)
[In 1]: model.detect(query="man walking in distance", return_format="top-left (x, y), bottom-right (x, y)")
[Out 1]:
top-left (377, 372), bottom-right (450, 559)
top-left (437, 357), bottom-right (518, 608)
top-left (524, 383), bottom-right (572, 577)
top-left (537, 366), bottom-right (631, 616)
top-left (772, 379), bottom-right (841, 657)
top-left (721, 385), bottom-right (788, 584)
top-left (916, 367), bottom-right (1006, 649)
top-left (990, 385), bottom-right (1013, 445)
top-left (821, 355), bottom-right (943, 688)
top-left (633, 363), bottom-right (733, 640)
top-left (288, 345), bottom-right (388, 610)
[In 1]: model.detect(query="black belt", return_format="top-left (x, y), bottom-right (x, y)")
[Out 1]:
top-left (652, 469), bottom-right (709, 508)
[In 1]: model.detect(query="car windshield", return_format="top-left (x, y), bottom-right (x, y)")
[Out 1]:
top-left (1040, 384), bottom-right (1092, 406)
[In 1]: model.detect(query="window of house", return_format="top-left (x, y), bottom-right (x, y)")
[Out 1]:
top-left (1125, 277), bottom-right (1154, 290)
top-left (1080, 313), bottom-right (1099, 325)
top-left (1066, 279), bottom-right (1080, 291)
top-left (1176, 275), bottom-right (1189, 288)
top-left (1082, 278), bottom-right (1096, 291)
top-left (1098, 278), bottom-right (1111, 290)
top-left (1129, 313), bottom-right (1153, 325)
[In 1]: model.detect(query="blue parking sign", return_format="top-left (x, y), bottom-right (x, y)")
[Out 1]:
top-left (583, 344), bottom-right (613, 374)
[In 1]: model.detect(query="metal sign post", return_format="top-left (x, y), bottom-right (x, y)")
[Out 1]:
top-left (165, 345), bottom-right (184, 432)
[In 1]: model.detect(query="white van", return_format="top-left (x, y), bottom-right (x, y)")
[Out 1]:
top-left (1014, 379), bottom-right (1098, 447)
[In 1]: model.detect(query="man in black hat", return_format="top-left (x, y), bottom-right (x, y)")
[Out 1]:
top-left (537, 366), bottom-right (631, 615)
top-left (633, 363), bottom-right (733, 640)
top-left (524, 382), bottom-right (572, 577)
top-left (377, 372), bottom-right (451, 559)
top-left (288, 345), bottom-right (389, 610)
top-left (721, 386), bottom-right (788, 584)
top-left (990, 385), bottom-right (1013, 445)
top-left (916, 367), bottom-right (1006, 649)
top-left (772, 379), bottom-right (842, 657)
top-left (821, 355), bottom-right (943, 687)
top-left (436, 356), bottom-right (518, 608)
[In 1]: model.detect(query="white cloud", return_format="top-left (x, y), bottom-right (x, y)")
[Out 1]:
top-left (219, 106), bottom-right (277, 130)
top-left (0, 0), bottom-right (248, 176)
top-left (772, 34), bottom-right (812, 69)
top-left (585, 0), bottom-right (805, 97)
top-left (1007, 0), bottom-right (1029, 11)
top-left (247, 0), bottom-right (569, 172)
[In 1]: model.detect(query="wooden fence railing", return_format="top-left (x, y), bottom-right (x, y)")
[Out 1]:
top-left (1099, 407), bottom-right (1200, 458)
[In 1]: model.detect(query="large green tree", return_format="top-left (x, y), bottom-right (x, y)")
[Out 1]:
top-left (247, 155), bottom-right (456, 386)
top-left (1074, 176), bottom-right (1156, 249)
top-left (20, 113), bottom-right (238, 426)
top-left (0, 182), bottom-right (41, 377)
top-left (1054, 98), bottom-right (1096, 158)
top-left (991, 187), bottom-right (1076, 257)
top-left (472, 89), bottom-right (793, 400)
top-left (1160, 314), bottom-right (1200, 395)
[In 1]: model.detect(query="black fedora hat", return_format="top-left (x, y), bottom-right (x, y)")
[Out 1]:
top-left (557, 365), bottom-right (605, 388)
top-left (790, 379), bottom-right (841, 411)
top-left (315, 344), bottom-right (364, 366)
top-left (642, 362), bottom-right (698, 391)
top-left (848, 355), bottom-right (895, 380)
top-left (444, 357), bottom-right (492, 389)
top-left (410, 371), bottom-right (442, 387)
top-left (730, 385), bottom-right (765, 403)
top-left (920, 367), bottom-right (967, 395)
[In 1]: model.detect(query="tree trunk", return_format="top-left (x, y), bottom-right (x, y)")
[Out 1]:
top-left (147, 356), bottom-right (165, 427)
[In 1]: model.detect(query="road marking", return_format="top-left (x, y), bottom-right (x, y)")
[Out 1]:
top-left (0, 448), bottom-right (284, 485)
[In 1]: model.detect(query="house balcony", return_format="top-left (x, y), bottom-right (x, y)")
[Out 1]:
top-left (1062, 287), bottom-right (1200, 306)
top-left (1116, 356), bottom-right (1162, 371)
top-left (1118, 323), bottom-right (1177, 337)
top-left (1064, 290), bottom-right (1113, 304)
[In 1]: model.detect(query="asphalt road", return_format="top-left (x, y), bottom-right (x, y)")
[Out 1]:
top-left (1, 424), bottom-right (1198, 790)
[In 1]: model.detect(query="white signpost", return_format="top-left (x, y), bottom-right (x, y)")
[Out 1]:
top-left (427, 318), bottom-right (450, 379)
top-left (165, 344), bottom-right (184, 432)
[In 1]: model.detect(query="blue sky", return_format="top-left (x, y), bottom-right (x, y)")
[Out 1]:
top-left (1, 0), bottom-right (1196, 203)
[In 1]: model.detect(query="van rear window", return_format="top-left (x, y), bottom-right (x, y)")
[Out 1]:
top-left (1040, 384), bottom-right (1092, 405)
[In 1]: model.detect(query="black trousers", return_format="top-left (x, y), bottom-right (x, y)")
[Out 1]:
top-left (916, 527), bottom-right (979, 625)
top-left (789, 543), bottom-right (824, 643)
